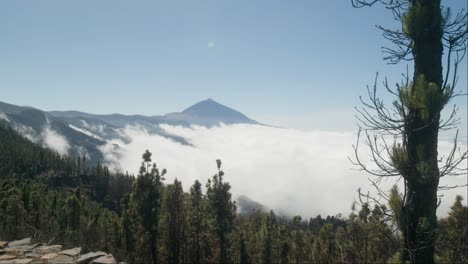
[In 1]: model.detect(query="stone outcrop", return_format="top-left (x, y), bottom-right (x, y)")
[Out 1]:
top-left (7, 239), bottom-right (31, 248)
top-left (0, 238), bottom-right (117, 264)
top-left (77, 252), bottom-right (106, 264)
top-left (60, 247), bottom-right (81, 257)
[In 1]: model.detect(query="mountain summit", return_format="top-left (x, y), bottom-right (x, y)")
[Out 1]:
top-left (164, 98), bottom-right (258, 126)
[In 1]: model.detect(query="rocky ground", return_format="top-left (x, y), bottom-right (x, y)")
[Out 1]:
top-left (0, 238), bottom-right (122, 264)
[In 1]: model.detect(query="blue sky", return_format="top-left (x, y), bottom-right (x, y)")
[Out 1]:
top-left (0, 0), bottom-right (466, 131)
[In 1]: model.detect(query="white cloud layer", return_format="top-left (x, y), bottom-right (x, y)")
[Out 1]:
top-left (12, 123), bottom-right (39, 143)
top-left (10, 122), bottom-right (71, 156)
top-left (0, 113), bottom-right (11, 123)
top-left (103, 124), bottom-right (467, 218)
top-left (41, 126), bottom-right (70, 156)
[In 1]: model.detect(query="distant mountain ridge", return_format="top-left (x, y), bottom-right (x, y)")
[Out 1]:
top-left (0, 99), bottom-right (260, 165)
top-left (163, 98), bottom-right (258, 126)
top-left (49, 98), bottom-right (259, 127)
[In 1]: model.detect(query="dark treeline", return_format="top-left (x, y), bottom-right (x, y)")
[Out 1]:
top-left (0, 123), bottom-right (466, 263)
top-left (0, 122), bottom-right (134, 213)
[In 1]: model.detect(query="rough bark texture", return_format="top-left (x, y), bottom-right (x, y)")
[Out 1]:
top-left (403, 0), bottom-right (443, 263)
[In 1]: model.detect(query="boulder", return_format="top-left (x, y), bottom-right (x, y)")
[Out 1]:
top-left (0, 259), bottom-right (33, 264)
top-left (7, 243), bottom-right (40, 254)
top-left (25, 253), bottom-right (40, 258)
top-left (8, 238), bottom-right (31, 247)
top-left (2, 247), bottom-right (25, 256)
top-left (77, 251), bottom-right (106, 264)
top-left (47, 254), bottom-right (74, 264)
top-left (59, 247), bottom-right (81, 256)
top-left (41, 252), bottom-right (58, 260)
top-left (0, 254), bottom-right (15, 260)
top-left (91, 254), bottom-right (116, 264)
top-left (33, 245), bottom-right (62, 254)
top-left (0, 242), bottom-right (7, 249)
top-left (26, 243), bottom-right (41, 250)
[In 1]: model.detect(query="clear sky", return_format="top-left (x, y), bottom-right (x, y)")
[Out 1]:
top-left (1, 0), bottom-right (466, 131)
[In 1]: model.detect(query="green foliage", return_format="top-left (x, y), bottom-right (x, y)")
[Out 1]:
top-left (187, 180), bottom-right (205, 264)
top-left (130, 150), bottom-right (166, 264)
top-left (401, 75), bottom-right (450, 122)
top-left (206, 159), bottom-right (237, 264)
top-left (437, 196), bottom-right (468, 263)
top-left (0, 179), bottom-right (124, 257)
top-left (389, 185), bottom-right (405, 229)
top-left (161, 179), bottom-right (185, 264)
top-left (0, 122), bottom-right (465, 263)
top-left (66, 193), bottom-right (81, 230)
top-left (403, 2), bottom-right (442, 40)
top-left (239, 232), bottom-right (251, 264)
top-left (261, 211), bottom-right (277, 264)
top-left (312, 223), bottom-right (338, 264)
top-left (391, 144), bottom-right (409, 175)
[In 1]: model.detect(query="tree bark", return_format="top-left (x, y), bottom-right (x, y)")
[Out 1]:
top-left (403, 0), bottom-right (443, 263)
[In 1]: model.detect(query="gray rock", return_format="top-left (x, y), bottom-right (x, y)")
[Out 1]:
top-left (40, 252), bottom-right (58, 260)
top-left (26, 243), bottom-right (41, 250)
top-left (47, 254), bottom-right (74, 264)
top-left (77, 251), bottom-right (106, 264)
top-left (0, 254), bottom-right (15, 260)
top-left (25, 253), bottom-right (40, 258)
top-left (0, 259), bottom-right (33, 264)
top-left (0, 242), bottom-right (7, 249)
top-left (59, 247), bottom-right (81, 256)
top-left (7, 243), bottom-right (40, 254)
top-left (91, 254), bottom-right (116, 264)
top-left (2, 247), bottom-right (25, 256)
top-left (33, 245), bottom-right (62, 254)
top-left (8, 238), bottom-right (31, 247)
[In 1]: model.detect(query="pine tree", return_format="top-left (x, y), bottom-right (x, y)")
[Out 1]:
top-left (162, 178), bottom-right (185, 264)
top-left (0, 184), bottom-right (26, 239)
top-left (261, 210), bottom-right (277, 264)
top-left (131, 150), bottom-right (166, 264)
top-left (66, 193), bottom-right (81, 230)
top-left (120, 194), bottom-right (135, 262)
top-left (312, 223), bottom-right (338, 264)
top-left (290, 216), bottom-right (306, 264)
top-left (239, 231), bottom-right (251, 264)
top-left (278, 224), bottom-right (291, 264)
top-left (188, 180), bottom-right (204, 264)
top-left (351, 1), bottom-right (467, 262)
top-left (437, 196), bottom-right (468, 263)
top-left (206, 159), bottom-right (236, 264)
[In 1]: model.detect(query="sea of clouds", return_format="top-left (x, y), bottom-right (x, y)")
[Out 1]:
top-left (100, 123), bottom-right (467, 218)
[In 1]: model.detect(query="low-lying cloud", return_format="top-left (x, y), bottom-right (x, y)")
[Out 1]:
top-left (41, 126), bottom-right (71, 156)
top-left (12, 124), bottom-right (70, 156)
top-left (103, 124), bottom-right (467, 218)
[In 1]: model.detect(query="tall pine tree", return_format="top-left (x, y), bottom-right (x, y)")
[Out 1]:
top-left (131, 150), bottom-right (166, 264)
top-left (206, 159), bottom-right (236, 264)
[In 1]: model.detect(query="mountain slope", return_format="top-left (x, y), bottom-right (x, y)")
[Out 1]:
top-left (0, 102), bottom-right (106, 163)
top-left (0, 99), bottom-right (260, 165)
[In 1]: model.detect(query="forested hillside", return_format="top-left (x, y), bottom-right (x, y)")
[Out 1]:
top-left (0, 121), bottom-right (466, 263)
